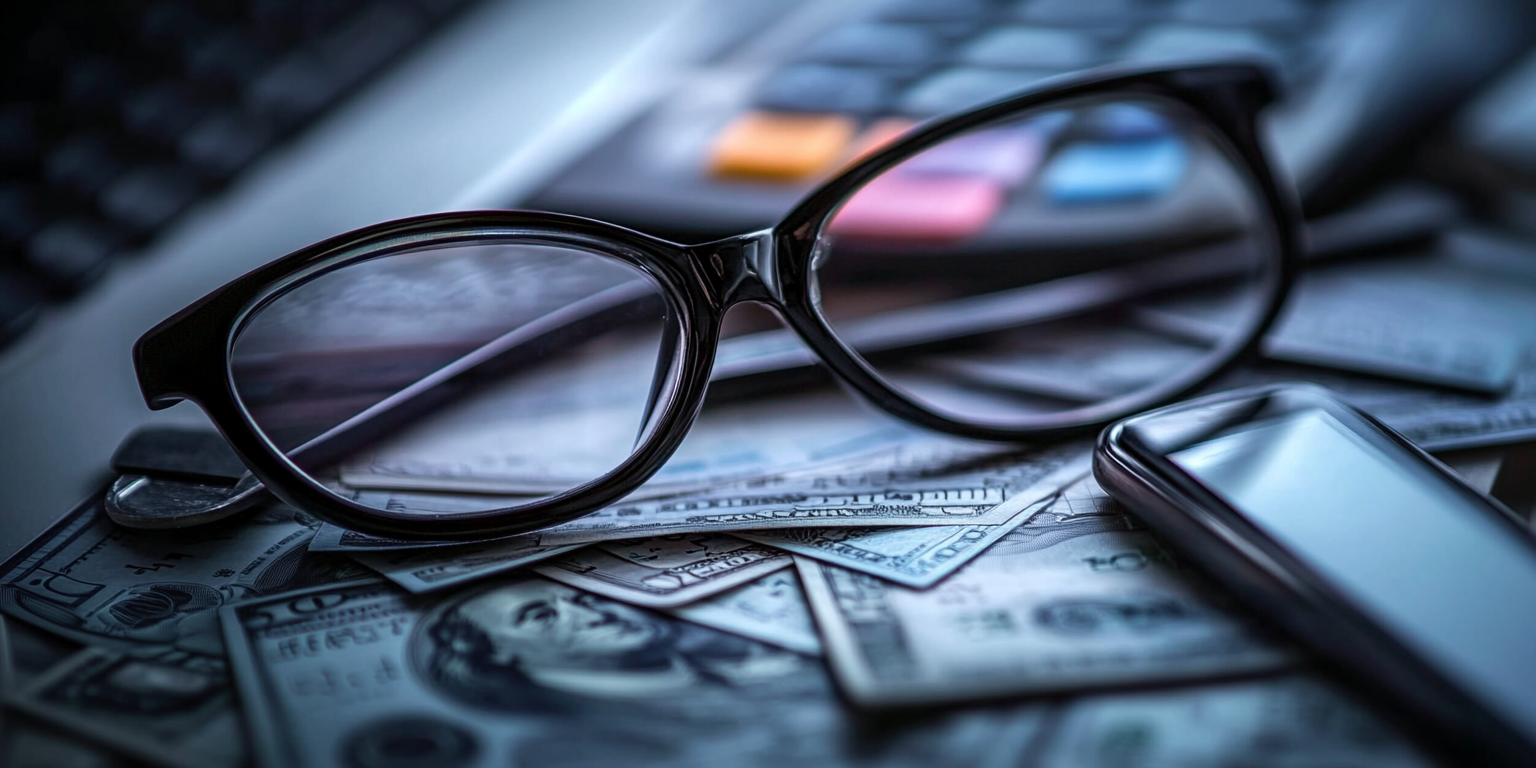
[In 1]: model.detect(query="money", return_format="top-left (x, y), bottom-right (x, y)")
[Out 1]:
top-left (800, 478), bottom-right (1291, 706)
top-left (664, 570), bottom-right (822, 656)
top-left (738, 473), bottom-right (1082, 588)
top-left (0, 498), bottom-right (370, 655)
top-left (349, 539), bottom-right (580, 593)
top-left (340, 386), bottom-right (928, 497)
top-left (220, 578), bottom-right (1054, 768)
top-left (320, 442), bottom-right (1092, 549)
top-left (7, 647), bottom-right (245, 768)
top-left (4, 717), bottom-right (140, 768)
top-left (1034, 674), bottom-right (1436, 767)
top-left (535, 534), bottom-right (790, 608)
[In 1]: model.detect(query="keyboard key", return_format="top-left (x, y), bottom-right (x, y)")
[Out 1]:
top-left (24, 217), bottom-right (120, 295)
top-left (801, 23), bottom-right (942, 68)
top-left (900, 68), bottom-right (1055, 117)
top-left (45, 133), bottom-right (126, 198)
top-left (960, 27), bottom-right (1101, 70)
top-left (248, 53), bottom-right (340, 123)
top-left (188, 29), bottom-right (272, 88)
top-left (1041, 137), bottom-right (1189, 204)
top-left (122, 83), bottom-right (207, 147)
top-left (180, 110), bottom-right (274, 179)
top-left (0, 185), bottom-right (48, 247)
top-left (0, 105), bottom-right (42, 169)
top-left (756, 65), bottom-right (894, 114)
top-left (708, 111), bottom-right (856, 181)
top-left (0, 268), bottom-right (46, 348)
top-left (99, 166), bottom-right (200, 234)
top-left (830, 174), bottom-right (1005, 240)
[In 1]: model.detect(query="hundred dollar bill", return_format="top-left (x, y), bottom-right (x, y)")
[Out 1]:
top-left (1035, 674), bottom-right (1435, 768)
top-left (5, 717), bottom-right (140, 768)
top-left (800, 478), bottom-right (1291, 706)
top-left (665, 569), bottom-right (821, 656)
top-left (0, 497), bottom-right (370, 654)
top-left (8, 647), bottom-right (244, 768)
top-left (738, 470), bottom-right (1087, 588)
top-left (220, 578), bottom-right (1052, 768)
top-left (535, 534), bottom-right (790, 608)
top-left (317, 441), bottom-right (1093, 549)
top-left (349, 539), bottom-right (580, 593)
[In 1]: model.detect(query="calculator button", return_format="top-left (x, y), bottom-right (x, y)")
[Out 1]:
top-left (959, 27), bottom-right (1102, 70)
top-left (829, 174), bottom-right (1004, 240)
top-left (872, 0), bottom-right (993, 24)
top-left (1172, 0), bottom-right (1310, 28)
top-left (755, 65), bottom-right (894, 114)
top-left (900, 68), bottom-right (1055, 117)
top-left (801, 23), bottom-right (942, 68)
top-left (1040, 137), bottom-right (1189, 204)
top-left (708, 111), bottom-right (857, 181)
top-left (894, 128), bottom-right (1047, 185)
top-left (1124, 26), bottom-right (1287, 71)
top-left (1082, 104), bottom-right (1175, 141)
top-left (1013, 0), bottom-right (1144, 28)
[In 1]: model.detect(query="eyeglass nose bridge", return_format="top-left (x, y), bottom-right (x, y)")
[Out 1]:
top-left (686, 228), bottom-right (784, 311)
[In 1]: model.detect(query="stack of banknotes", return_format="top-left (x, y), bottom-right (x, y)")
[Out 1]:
top-left (3, 230), bottom-right (1534, 766)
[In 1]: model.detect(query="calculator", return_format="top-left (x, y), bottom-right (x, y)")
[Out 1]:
top-left (527, 0), bottom-right (1536, 242)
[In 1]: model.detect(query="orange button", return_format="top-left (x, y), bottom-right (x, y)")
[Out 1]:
top-left (708, 111), bottom-right (857, 181)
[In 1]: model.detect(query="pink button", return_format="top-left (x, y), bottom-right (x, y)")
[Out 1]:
top-left (892, 127), bottom-right (1045, 186)
top-left (829, 173), bottom-right (1005, 241)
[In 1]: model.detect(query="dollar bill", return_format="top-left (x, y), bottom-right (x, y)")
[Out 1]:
top-left (349, 539), bottom-right (580, 593)
top-left (665, 569), bottom-right (822, 656)
top-left (7, 647), bottom-right (244, 768)
top-left (317, 441), bottom-right (1092, 549)
top-left (1034, 674), bottom-right (1435, 767)
top-left (0, 497), bottom-right (370, 654)
top-left (0, 614), bottom-right (77, 694)
top-left (534, 534), bottom-right (790, 608)
top-left (340, 384), bottom-right (930, 497)
top-left (738, 470), bottom-right (1086, 588)
top-left (220, 578), bottom-right (1054, 768)
top-left (800, 478), bottom-right (1291, 706)
top-left (5, 717), bottom-right (140, 768)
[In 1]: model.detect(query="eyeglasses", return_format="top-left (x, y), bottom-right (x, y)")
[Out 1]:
top-left (124, 64), bottom-right (1300, 541)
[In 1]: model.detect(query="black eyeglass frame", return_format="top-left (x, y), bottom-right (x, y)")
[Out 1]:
top-left (132, 63), bottom-right (1301, 541)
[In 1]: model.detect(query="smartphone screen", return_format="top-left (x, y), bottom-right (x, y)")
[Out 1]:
top-left (1167, 407), bottom-right (1536, 744)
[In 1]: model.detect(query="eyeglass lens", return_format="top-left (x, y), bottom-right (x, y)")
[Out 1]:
top-left (230, 243), bottom-right (680, 517)
top-left (812, 94), bottom-right (1276, 427)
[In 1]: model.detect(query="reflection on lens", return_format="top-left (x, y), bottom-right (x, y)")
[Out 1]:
top-left (231, 242), bottom-right (676, 516)
top-left (815, 96), bottom-right (1276, 428)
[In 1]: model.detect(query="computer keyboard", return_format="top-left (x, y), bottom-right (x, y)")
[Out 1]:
top-left (0, 0), bottom-right (477, 347)
top-left (528, 0), bottom-right (1536, 242)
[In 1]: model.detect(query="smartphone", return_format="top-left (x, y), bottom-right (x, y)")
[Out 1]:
top-left (1094, 382), bottom-right (1536, 766)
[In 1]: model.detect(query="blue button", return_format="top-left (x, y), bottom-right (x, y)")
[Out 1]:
top-left (1041, 137), bottom-right (1189, 204)
top-left (802, 23), bottom-right (941, 67)
top-left (756, 66), bottom-right (893, 114)
top-left (900, 68), bottom-right (1055, 117)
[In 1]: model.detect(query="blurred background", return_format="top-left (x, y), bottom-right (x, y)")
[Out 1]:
top-left (3, 1), bottom-right (1536, 763)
